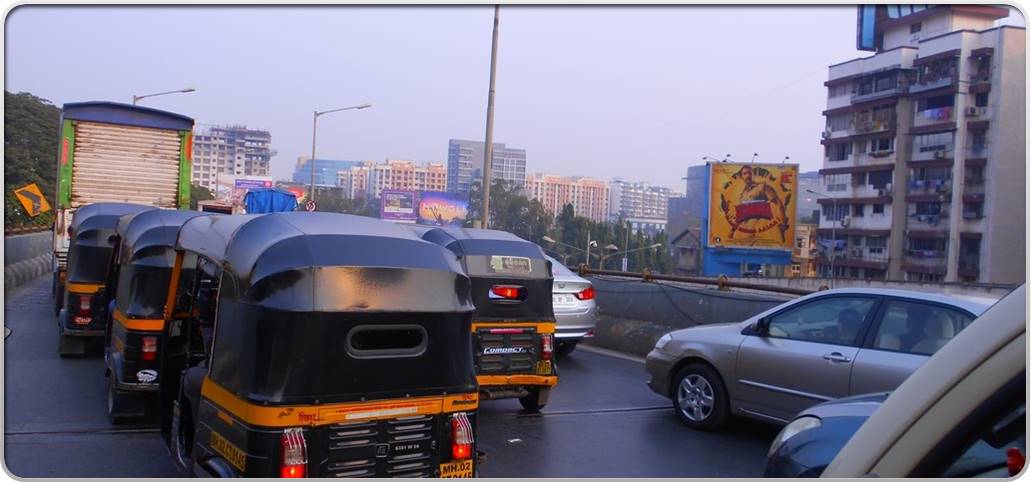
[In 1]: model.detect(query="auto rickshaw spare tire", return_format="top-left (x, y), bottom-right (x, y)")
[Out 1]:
top-left (519, 387), bottom-right (549, 413)
top-left (671, 363), bottom-right (729, 431)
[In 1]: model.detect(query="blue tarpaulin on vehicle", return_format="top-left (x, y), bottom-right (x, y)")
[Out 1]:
top-left (244, 188), bottom-right (297, 214)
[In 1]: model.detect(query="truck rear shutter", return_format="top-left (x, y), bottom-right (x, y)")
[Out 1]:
top-left (71, 121), bottom-right (181, 208)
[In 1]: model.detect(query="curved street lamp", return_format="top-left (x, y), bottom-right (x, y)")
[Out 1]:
top-left (132, 87), bottom-right (195, 105)
top-left (309, 102), bottom-right (372, 201)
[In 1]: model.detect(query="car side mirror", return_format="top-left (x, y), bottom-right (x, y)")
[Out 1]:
top-left (755, 318), bottom-right (770, 336)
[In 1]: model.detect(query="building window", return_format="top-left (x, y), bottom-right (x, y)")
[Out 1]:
top-left (962, 202), bottom-right (984, 219)
top-left (828, 83), bottom-right (850, 98)
top-left (914, 132), bottom-right (954, 153)
top-left (872, 203), bottom-right (885, 215)
top-left (869, 170), bottom-right (892, 189)
top-left (910, 22), bottom-right (922, 33)
top-left (825, 173), bottom-right (848, 191)
top-left (827, 114), bottom-right (850, 132)
top-left (791, 264), bottom-right (801, 275)
top-left (868, 136), bottom-right (894, 153)
top-left (827, 142), bottom-right (853, 162)
top-left (915, 202), bottom-right (943, 215)
top-left (975, 92), bottom-right (989, 107)
top-left (824, 204), bottom-right (849, 221)
top-left (852, 204), bottom-right (865, 217)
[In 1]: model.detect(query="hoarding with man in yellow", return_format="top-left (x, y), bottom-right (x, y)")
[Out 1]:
top-left (708, 163), bottom-right (798, 250)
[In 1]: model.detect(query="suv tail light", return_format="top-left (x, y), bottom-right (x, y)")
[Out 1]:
top-left (1008, 448), bottom-right (1025, 476)
top-left (141, 336), bottom-right (158, 361)
top-left (541, 334), bottom-right (554, 361)
top-left (280, 427), bottom-right (307, 478)
top-left (451, 412), bottom-right (474, 460)
top-left (489, 285), bottom-right (527, 303)
top-left (574, 286), bottom-right (595, 300)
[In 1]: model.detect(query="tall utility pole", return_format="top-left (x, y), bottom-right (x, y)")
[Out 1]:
top-left (480, 5), bottom-right (500, 229)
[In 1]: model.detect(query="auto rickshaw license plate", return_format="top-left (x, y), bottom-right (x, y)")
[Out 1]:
top-left (535, 360), bottom-right (551, 375)
top-left (439, 459), bottom-right (473, 478)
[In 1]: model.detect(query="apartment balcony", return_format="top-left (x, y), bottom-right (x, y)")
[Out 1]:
top-left (903, 251), bottom-right (947, 274)
top-left (848, 117), bottom-right (896, 136)
top-left (826, 95), bottom-right (852, 112)
top-left (908, 74), bottom-right (958, 95)
top-left (907, 210), bottom-right (950, 231)
top-left (911, 146), bottom-right (955, 163)
top-left (851, 85), bottom-right (907, 105)
top-left (967, 143), bottom-right (991, 160)
top-left (913, 106), bottom-right (955, 128)
top-left (854, 150), bottom-right (897, 166)
top-left (907, 178), bottom-right (952, 195)
top-left (958, 254), bottom-right (981, 278)
top-left (823, 154), bottom-right (858, 167)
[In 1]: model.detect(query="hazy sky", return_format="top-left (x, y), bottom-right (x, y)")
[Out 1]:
top-left (5, 6), bottom-right (1024, 191)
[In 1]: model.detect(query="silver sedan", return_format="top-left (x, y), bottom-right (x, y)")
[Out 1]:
top-left (546, 256), bottom-right (597, 356)
top-left (644, 288), bottom-right (990, 431)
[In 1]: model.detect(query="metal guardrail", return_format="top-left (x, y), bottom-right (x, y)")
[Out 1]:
top-left (573, 265), bottom-right (816, 296)
top-left (5, 225), bottom-right (51, 236)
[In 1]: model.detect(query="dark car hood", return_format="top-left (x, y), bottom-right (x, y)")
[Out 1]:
top-left (799, 392), bottom-right (891, 420)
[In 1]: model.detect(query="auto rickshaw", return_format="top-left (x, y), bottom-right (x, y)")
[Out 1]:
top-left (157, 212), bottom-right (480, 478)
top-left (413, 227), bottom-right (557, 412)
top-left (102, 208), bottom-right (212, 423)
top-left (58, 202), bottom-right (154, 356)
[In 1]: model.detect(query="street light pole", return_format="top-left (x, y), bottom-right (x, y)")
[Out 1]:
top-left (480, 4), bottom-right (501, 229)
top-left (308, 103), bottom-right (372, 203)
top-left (132, 87), bottom-right (195, 105)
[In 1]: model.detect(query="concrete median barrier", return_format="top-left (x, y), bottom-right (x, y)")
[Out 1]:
top-left (5, 231), bottom-right (53, 291)
top-left (584, 276), bottom-right (793, 356)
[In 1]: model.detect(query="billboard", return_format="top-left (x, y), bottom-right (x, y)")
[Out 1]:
top-left (707, 163), bottom-right (798, 250)
top-left (380, 189), bottom-right (418, 223)
top-left (417, 191), bottom-right (468, 227)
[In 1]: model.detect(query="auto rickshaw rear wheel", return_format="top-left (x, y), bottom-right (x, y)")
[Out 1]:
top-left (519, 387), bottom-right (547, 412)
top-left (556, 342), bottom-right (577, 357)
top-left (172, 398), bottom-right (196, 476)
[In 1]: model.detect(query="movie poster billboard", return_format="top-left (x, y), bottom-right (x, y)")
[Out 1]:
top-left (380, 189), bottom-right (418, 223)
top-left (417, 191), bottom-right (468, 227)
top-left (707, 163), bottom-right (798, 250)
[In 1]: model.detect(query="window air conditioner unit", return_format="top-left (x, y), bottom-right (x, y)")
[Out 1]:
top-left (965, 106), bottom-right (979, 117)
top-left (822, 130), bottom-right (832, 139)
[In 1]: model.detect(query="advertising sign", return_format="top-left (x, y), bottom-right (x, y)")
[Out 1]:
top-left (380, 189), bottom-right (418, 223)
top-left (417, 191), bottom-right (468, 227)
top-left (707, 163), bottom-right (798, 250)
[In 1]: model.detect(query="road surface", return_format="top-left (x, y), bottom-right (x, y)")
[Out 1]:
top-left (3, 275), bottom-right (778, 477)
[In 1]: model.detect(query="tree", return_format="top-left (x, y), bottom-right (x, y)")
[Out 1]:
top-left (189, 183), bottom-right (214, 209)
top-left (5, 91), bottom-right (61, 227)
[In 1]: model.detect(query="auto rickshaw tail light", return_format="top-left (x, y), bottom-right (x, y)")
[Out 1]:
top-left (141, 336), bottom-right (158, 361)
top-left (280, 427), bottom-right (307, 478)
top-left (541, 334), bottom-right (554, 361)
top-left (489, 285), bottom-right (526, 303)
top-left (1008, 447), bottom-right (1025, 476)
top-left (78, 295), bottom-right (92, 314)
top-left (575, 286), bottom-right (595, 300)
top-left (451, 412), bottom-right (474, 460)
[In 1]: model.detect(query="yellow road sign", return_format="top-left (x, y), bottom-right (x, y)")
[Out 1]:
top-left (13, 183), bottom-right (51, 217)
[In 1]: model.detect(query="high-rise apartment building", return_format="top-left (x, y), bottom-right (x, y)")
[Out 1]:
top-left (525, 174), bottom-right (610, 222)
top-left (608, 179), bottom-right (680, 221)
top-left (337, 159), bottom-right (448, 199)
top-left (191, 125), bottom-right (272, 191)
top-left (446, 139), bottom-right (526, 193)
top-left (820, 5), bottom-right (1024, 284)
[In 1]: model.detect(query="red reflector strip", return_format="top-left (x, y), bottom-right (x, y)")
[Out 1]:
top-left (488, 328), bottom-right (526, 334)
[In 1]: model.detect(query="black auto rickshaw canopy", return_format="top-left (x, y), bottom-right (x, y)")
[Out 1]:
top-left (412, 226), bottom-right (554, 321)
top-left (112, 209), bottom-right (212, 318)
top-left (66, 202), bottom-right (155, 284)
top-left (174, 212), bottom-right (478, 404)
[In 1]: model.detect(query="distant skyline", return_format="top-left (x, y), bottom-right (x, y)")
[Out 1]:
top-left (6, 6), bottom-right (1024, 191)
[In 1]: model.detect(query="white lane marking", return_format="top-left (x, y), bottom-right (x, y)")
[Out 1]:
top-left (578, 344), bottom-right (645, 364)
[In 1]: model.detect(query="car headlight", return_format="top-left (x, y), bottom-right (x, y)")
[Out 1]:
top-left (768, 415), bottom-right (822, 457)
top-left (654, 333), bottom-right (673, 350)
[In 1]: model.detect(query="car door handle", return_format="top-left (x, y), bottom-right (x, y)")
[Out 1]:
top-left (822, 352), bottom-right (851, 363)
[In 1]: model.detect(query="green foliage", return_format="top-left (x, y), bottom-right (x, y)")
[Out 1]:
top-left (189, 183), bottom-right (215, 210)
top-left (314, 187), bottom-right (379, 217)
top-left (468, 179), bottom-right (672, 274)
top-left (5, 91), bottom-right (61, 227)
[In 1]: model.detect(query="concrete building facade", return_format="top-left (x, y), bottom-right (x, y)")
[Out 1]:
top-left (819, 5), bottom-right (1024, 284)
top-left (192, 125), bottom-right (273, 191)
top-left (446, 139), bottom-right (526, 193)
top-left (609, 179), bottom-right (680, 221)
top-left (338, 159), bottom-right (448, 199)
top-left (292, 158), bottom-right (361, 187)
top-left (525, 173), bottom-right (610, 222)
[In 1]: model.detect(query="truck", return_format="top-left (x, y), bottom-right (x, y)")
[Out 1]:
top-left (52, 102), bottom-right (194, 315)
